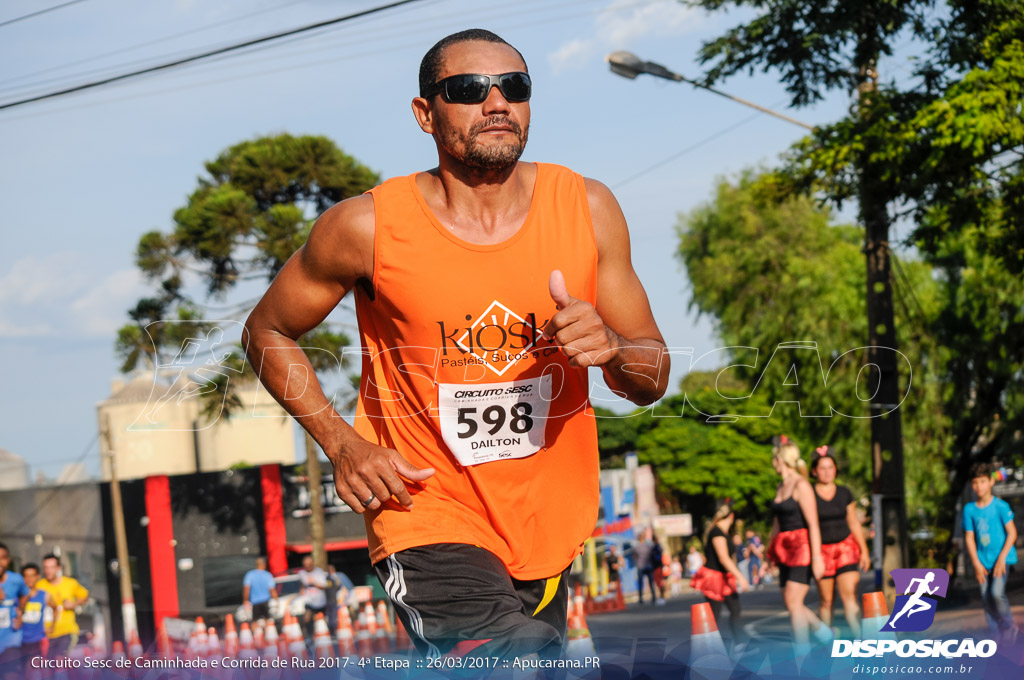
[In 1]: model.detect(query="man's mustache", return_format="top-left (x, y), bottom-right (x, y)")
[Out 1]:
top-left (470, 116), bottom-right (523, 138)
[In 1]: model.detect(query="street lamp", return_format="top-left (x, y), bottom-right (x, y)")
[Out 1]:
top-left (605, 51), bottom-right (814, 131)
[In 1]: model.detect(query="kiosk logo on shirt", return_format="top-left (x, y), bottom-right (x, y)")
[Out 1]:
top-left (437, 300), bottom-right (547, 376)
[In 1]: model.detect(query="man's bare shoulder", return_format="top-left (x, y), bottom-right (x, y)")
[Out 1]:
top-left (582, 177), bottom-right (629, 254)
top-left (303, 193), bottom-right (375, 284)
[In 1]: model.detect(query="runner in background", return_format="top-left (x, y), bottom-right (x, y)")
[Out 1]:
top-left (767, 439), bottom-right (833, 657)
top-left (0, 543), bottom-right (28, 680)
top-left (38, 555), bottom-right (87, 657)
top-left (19, 563), bottom-right (50, 677)
top-left (745, 530), bottom-right (764, 589)
top-left (242, 557), bottom-right (277, 624)
top-left (690, 502), bottom-right (749, 648)
top-left (811, 446), bottom-right (870, 637)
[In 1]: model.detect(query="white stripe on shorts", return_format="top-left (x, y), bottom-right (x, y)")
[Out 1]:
top-left (386, 554), bottom-right (440, 658)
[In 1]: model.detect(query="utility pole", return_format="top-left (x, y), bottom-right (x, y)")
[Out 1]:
top-left (857, 54), bottom-right (909, 601)
top-left (101, 414), bottom-right (138, 641)
top-left (305, 433), bottom-right (328, 570)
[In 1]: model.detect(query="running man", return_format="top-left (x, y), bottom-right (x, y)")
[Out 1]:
top-left (0, 544), bottom-right (28, 680)
top-left (37, 555), bottom-right (88, 656)
top-left (242, 557), bottom-right (277, 623)
top-left (19, 564), bottom-right (49, 679)
top-left (245, 28), bottom-right (669, 658)
top-left (887, 572), bottom-right (939, 627)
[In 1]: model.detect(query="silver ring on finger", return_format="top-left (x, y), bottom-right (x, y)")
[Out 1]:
top-left (360, 493), bottom-right (376, 507)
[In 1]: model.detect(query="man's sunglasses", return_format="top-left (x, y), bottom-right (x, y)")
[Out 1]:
top-left (423, 72), bottom-right (532, 104)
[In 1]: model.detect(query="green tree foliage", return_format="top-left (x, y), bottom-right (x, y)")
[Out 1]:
top-left (116, 134), bottom-right (379, 388)
top-left (676, 171), bottom-right (951, 524)
top-left (684, 0), bottom-right (1024, 529)
top-left (597, 370), bottom-right (782, 529)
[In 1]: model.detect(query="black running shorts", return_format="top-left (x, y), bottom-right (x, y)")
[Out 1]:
top-left (374, 543), bottom-right (570, 658)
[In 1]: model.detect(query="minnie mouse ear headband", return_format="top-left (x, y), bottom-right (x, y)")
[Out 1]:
top-left (811, 445), bottom-right (836, 471)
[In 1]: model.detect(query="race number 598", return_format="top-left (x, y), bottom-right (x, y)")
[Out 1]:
top-left (456, 403), bottom-right (534, 439)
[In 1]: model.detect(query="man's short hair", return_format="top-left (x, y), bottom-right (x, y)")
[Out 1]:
top-left (22, 563), bottom-right (39, 574)
top-left (969, 462), bottom-right (992, 481)
top-left (0, 542), bottom-right (8, 555)
top-left (419, 29), bottom-right (526, 98)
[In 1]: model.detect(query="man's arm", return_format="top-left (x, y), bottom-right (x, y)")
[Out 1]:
top-left (992, 518), bottom-right (1018, 578)
top-left (543, 179), bottom-right (669, 405)
top-left (242, 585), bottom-right (251, 606)
top-left (964, 531), bottom-right (988, 584)
top-left (244, 195), bottom-right (433, 514)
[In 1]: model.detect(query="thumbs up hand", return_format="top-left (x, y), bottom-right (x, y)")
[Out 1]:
top-left (543, 270), bottom-right (619, 367)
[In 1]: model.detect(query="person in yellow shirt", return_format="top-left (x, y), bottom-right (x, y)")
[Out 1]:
top-left (37, 555), bottom-right (87, 656)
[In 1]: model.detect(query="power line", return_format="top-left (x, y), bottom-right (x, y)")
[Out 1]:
top-left (0, 0), bottom-right (87, 28)
top-left (0, 0), bottom-right (626, 122)
top-left (0, 0), bottom-right (308, 91)
top-left (4, 434), bottom-right (99, 536)
top-left (0, 0), bottom-right (428, 111)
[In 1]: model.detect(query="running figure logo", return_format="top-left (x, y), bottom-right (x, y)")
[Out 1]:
top-left (882, 568), bottom-right (950, 632)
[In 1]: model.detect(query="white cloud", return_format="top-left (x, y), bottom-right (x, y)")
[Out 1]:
top-left (0, 320), bottom-right (52, 338)
top-left (548, 0), bottom-right (702, 74)
top-left (0, 253), bottom-right (146, 339)
top-left (70, 269), bottom-right (148, 337)
top-left (0, 252), bottom-right (90, 305)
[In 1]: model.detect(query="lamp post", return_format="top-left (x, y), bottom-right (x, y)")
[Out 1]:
top-left (605, 51), bottom-right (814, 131)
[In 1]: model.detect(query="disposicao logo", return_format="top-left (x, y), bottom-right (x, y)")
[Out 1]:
top-left (832, 568), bottom-right (997, 659)
top-left (882, 568), bottom-right (949, 632)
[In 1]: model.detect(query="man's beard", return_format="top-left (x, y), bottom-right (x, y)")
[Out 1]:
top-left (439, 115), bottom-right (529, 171)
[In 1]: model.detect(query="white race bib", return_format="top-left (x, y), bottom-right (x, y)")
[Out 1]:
top-left (438, 375), bottom-right (551, 466)
top-left (0, 607), bottom-right (10, 629)
top-left (22, 605), bottom-right (41, 625)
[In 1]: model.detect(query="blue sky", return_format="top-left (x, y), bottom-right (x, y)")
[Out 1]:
top-left (0, 0), bottom-right (864, 478)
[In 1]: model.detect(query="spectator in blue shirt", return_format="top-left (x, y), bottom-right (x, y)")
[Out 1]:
top-left (0, 543), bottom-right (29, 680)
top-left (963, 463), bottom-right (1019, 643)
top-left (242, 557), bottom-right (277, 623)
top-left (18, 563), bottom-right (50, 665)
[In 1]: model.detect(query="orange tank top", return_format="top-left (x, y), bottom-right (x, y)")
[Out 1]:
top-left (353, 162), bottom-right (599, 580)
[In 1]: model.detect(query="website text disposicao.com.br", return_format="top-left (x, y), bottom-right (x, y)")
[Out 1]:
top-left (850, 662), bottom-right (980, 675)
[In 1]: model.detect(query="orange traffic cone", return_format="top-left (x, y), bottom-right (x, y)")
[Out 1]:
top-left (156, 624), bottom-right (172, 659)
top-left (690, 602), bottom-right (728, 657)
top-left (689, 602), bottom-right (733, 678)
top-left (263, 619), bottom-right (280, 659)
top-left (193, 617), bottom-right (208, 657)
top-left (337, 606), bottom-right (355, 656)
top-left (128, 629), bottom-right (144, 660)
top-left (862, 591), bottom-right (895, 639)
top-left (223, 614), bottom-right (239, 657)
top-left (239, 622), bottom-right (257, 660)
top-left (565, 602), bottom-right (596, 660)
top-left (573, 584), bottom-right (587, 617)
top-left (285, 613), bottom-right (308, 661)
top-left (355, 607), bottom-right (374, 658)
top-left (313, 613), bottom-right (335, 660)
top-left (373, 601), bottom-right (391, 653)
top-left (207, 627), bottom-right (222, 657)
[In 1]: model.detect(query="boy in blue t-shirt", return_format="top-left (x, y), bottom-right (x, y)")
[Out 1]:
top-left (19, 564), bottom-right (51, 663)
top-left (0, 542), bottom-right (29, 680)
top-left (963, 463), bottom-right (1020, 642)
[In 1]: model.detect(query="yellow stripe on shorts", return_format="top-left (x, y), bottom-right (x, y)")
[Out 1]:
top-left (532, 573), bottom-right (561, 617)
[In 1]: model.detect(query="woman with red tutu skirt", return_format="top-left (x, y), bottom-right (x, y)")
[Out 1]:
top-left (767, 439), bottom-right (834, 656)
top-left (690, 502), bottom-right (750, 646)
top-left (812, 446), bottom-right (871, 637)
